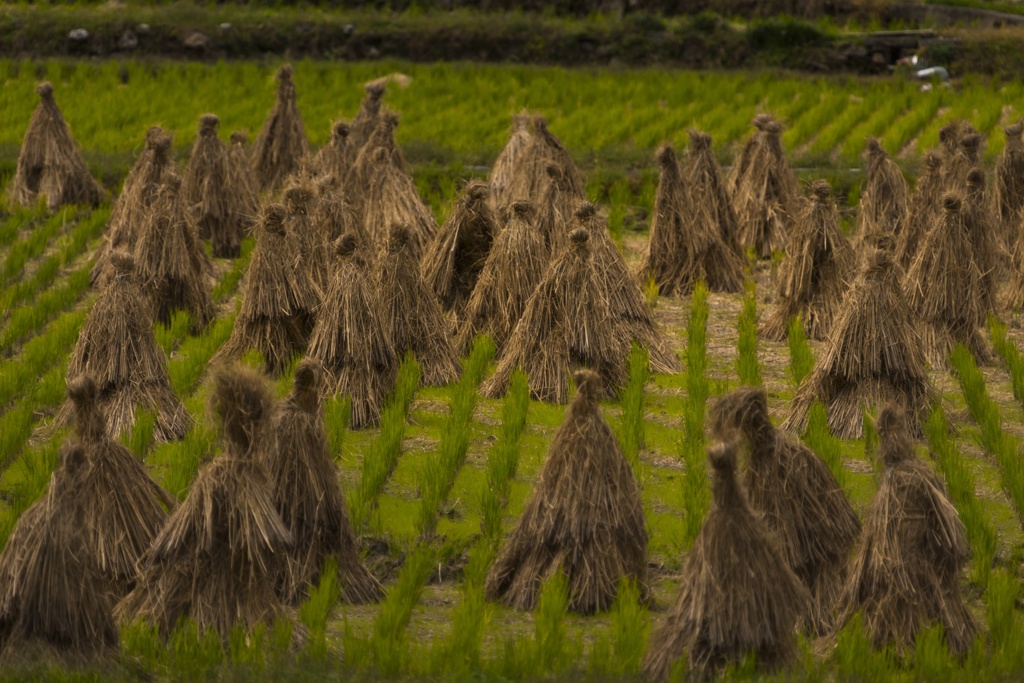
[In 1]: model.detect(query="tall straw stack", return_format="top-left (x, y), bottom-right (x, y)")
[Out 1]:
top-left (857, 138), bottom-right (909, 248)
top-left (252, 64), bottom-right (309, 192)
top-left (684, 130), bottom-right (743, 254)
top-left (965, 168), bottom-right (1007, 320)
top-left (312, 120), bottom-right (351, 181)
top-left (181, 114), bottom-right (243, 258)
top-left (895, 151), bottom-right (944, 269)
top-left (227, 130), bottom-right (261, 234)
top-left (731, 116), bottom-right (799, 258)
top-left (488, 114), bottom-right (533, 215)
top-left (994, 122), bottom-right (1024, 246)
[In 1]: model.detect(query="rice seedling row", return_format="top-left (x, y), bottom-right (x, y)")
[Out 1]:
top-left (735, 279), bottom-right (761, 387)
top-left (680, 281), bottom-right (710, 547)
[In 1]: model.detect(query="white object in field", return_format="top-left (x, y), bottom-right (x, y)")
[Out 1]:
top-left (916, 66), bottom-right (950, 81)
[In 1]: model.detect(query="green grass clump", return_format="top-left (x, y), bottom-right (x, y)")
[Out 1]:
top-left (990, 317), bottom-right (1024, 406)
top-left (482, 369), bottom-right (530, 541)
top-left (364, 546), bottom-right (435, 676)
top-left (803, 400), bottom-right (847, 490)
top-left (681, 281), bottom-right (710, 547)
top-left (787, 314), bottom-right (814, 386)
top-left (735, 280), bottom-right (761, 386)
top-left (619, 343), bottom-right (650, 476)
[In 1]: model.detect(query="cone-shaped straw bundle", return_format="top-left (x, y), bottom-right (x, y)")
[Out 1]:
top-left (637, 143), bottom-right (687, 296)
top-left (731, 116), bottom-right (799, 258)
top-left (685, 130), bottom-right (743, 254)
top-left (784, 246), bottom-right (933, 438)
top-left (308, 234), bottom-right (398, 429)
top-left (313, 174), bottom-right (366, 264)
top-left (283, 180), bottom-right (329, 293)
top-left (904, 193), bottom-right (991, 368)
top-left (994, 122), bottom-right (1024, 245)
top-left (728, 112), bottom-right (776, 197)
top-left (895, 151), bottom-right (944, 269)
top-left (833, 405), bottom-right (978, 657)
top-left (62, 252), bottom-right (192, 441)
top-left (965, 168), bottom-right (1006, 320)
top-left (577, 202), bottom-right (680, 374)
top-left (92, 126), bottom-right (177, 288)
top-left (536, 162), bottom-right (587, 256)
top-left (134, 174), bottom-right (214, 331)
top-left (938, 120), bottom-right (964, 163)
top-left (312, 120), bottom-right (350, 181)
top-left (116, 365), bottom-right (293, 639)
top-left (7, 82), bottom-right (105, 211)
top-left (377, 223), bottom-right (460, 386)
top-left (944, 132), bottom-right (984, 192)
top-left (485, 369), bottom-right (647, 614)
top-left (455, 199), bottom-right (548, 355)
top-left (641, 438), bottom-right (808, 680)
top-left (482, 228), bottom-right (627, 403)
top-left (488, 114), bottom-right (533, 214)
top-left (531, 116), bottom-right (585, 200)
top-left (182, 114), bottom-right (243, 258)
top-left (710, 387), bottom-right (860, 636)
top-left (346, 82), bottom-right (387, 159)
top-left (215, 204), bottom-right (320, 375)
top-left (0, 443), bottom-right (118, 662)
top-left (857, 138), bottom-right (909, 248)
top-left (761, 180), bottom-right (855, 341)
top-left (66, 375), bottom-right (175, 601)
top-left (422, 180), bottom-right (498, 320)
top-left (227, 130), bottom-right (261, 234)
top-left (252, 64), bottom-right (309, 192)
top-left (264, 360), bottom-right (383, 605)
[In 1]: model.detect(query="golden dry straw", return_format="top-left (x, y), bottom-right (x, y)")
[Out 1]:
top-left (227, 130), bottom-right (261, 235)
top-left (313, 173), bottom-right (369, 269)
top-left (536, 162), bottom-right (587, 256)
top-left (482, 228), bottom-right (627, 404)
top-left (857, 138), bottom-right (909, 249)
top-left (116, 365), bottom-right (295, 641)
top-left (904, 193), bottom-right (991, 369)
top-left (488, 114), bottom-right (533, 215)
top-left (965, 168), bottom-right (1007, 320)
top-left (994, 122), bottom-right (1024, 246)
top-left (710, 387), bottom-right (860, 636)
top-left (637, 143), bottom-right (686, 295)
top-left (485, 369), bottom-right (648, 614)
top-left (421, 180), bottom-right (498, 321)
top-left (133, 174), bottom-right (214, 331)
top-left (181, 113), bottom-right (244, 258)
top-left (251, 64), bottom-right (310, 192)
top-left (61, 252), bottom-right (192, 442)
top-left (92, 126), bottom-right (177, 288)
top-left (283, 179), bottom-right (329, 293)
top-left (684, 129), bottom-right (743, 255)
top-left (312, 120), bottom-right (351, 181)
top-left (455, 199), bottom-right (548, 356)
top-left (214, 204), bottom-right (321, 376)
top-left (307, 234), bottom-right (399, 429)
top-left (832, 405), bottom-right (978, 657)
top-left (263, 359), bottom-right (383, 605)
top-left (894, 151), bottom-right (943, 269)
top-left (377, 223), bottom-right (460, 386)
top-left (66, 375), bottom-right (175, 601)
top-left (0, 443), bottom-right (118, 663)
top-left (784, 246), bottom-right (933, 439)
top-left (346, 81), bottom-right (387, 162)
top-left (761, 180), bottom-right (855, 342)
top-left (642, 437), bottom-right (808, 679)
top-left (7, 81), bottom-right (105, 211)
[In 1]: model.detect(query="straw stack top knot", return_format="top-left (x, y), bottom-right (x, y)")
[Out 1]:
top-left (574, 201), bottom-right (597, 221)
top-left (277, 64), bottom-right (294, 81)
top-left (510, 199), bottom-right (532, 218)
top-left (1007, 122), bottom-right (1023, 138)
top-left (942, 193), bottom-right (962, 214)
top-left (810, 180), bottom-right (831, 201)
top-left (263, 204), bottom-right (287, 235)
top-left (960, 133), bottom-right (982, 151)
top-left (967, 168), bottom-right (985, 187)
top-left (199, 113), bottom-right (220, 134)
top-left (865, 137), bottom-right (883, 155)
top-left (67, 374), bottom-right (99, 410)
top-left (656, 143), bottom-right (677, 167)
top-left (336, 233), bottom-right (358, 257)
top-left (283, 185), bottom-right (313, 212)
top-left (230, 130), bottom-right (248, 145)
top-left (36, 81), bottom-right (54, 99)
top-left (512, 114), bottom-right (530, 130)
top-left (293, 358), bottom-right (322, 396)
top-left (332, 121), bottom-right (350, 139)
top-left (533, 115), bottom-right (549, 133)
top-left (763, 120), bottom-right (784, 135)
top-left (877, 404), bottom-right (905, 439)
top-left (388, 223), bottom-right (411, 251)
top-left (570, 228), bottom-right (589, 246)
top-left (110, 251), bottom-right (136, 277)
top-left (573, 369), bottom-right (600, 402)
top-left (752, 113), bottom-right (775, 131)
top-left (163, 173), bottom-right (183, 193)
top-left (708, 438), bottom-right (738, 474)
top-left (688, 130), bottom-right (712, 150)
top-left (211, 364), bottom-right (274, 454)
top-left (464, 180), bottom-right (489, 202)
top-left (145, 126), bottom-right (171, 151)
top-left (924, 150), bottom-right (942, 170)
top-left (365, 81), bottom-right (386, 98)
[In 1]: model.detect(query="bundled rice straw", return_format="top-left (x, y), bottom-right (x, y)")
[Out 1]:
top-left (7, 82), bottom-right (105, 211)
top-left (346, 109), bottom-right (403, 221)
top-left (536, 162), bottom-right (587, 256)
top-left (264, 359), bottom-right (383, 605)
top-left (283, 180), bottom-right (329, 293)
top-left (313, 174), bottom-right (368, 266)
top-left (482, 228), bottom-right (627, 403)
top-left (307, 234), bottom-right (398, 429)
top-left (637, 144), bottom-right (687, 295)
top-left (895, 151), bottom-right (944, 269)
top-left (531, 116), bottom-right (585, 199)
top-left (732, 116), bottom-right (799, 258)
top-left (965, 168), bottom-right (1007, 319)
top-left (684, 130), bottom-right (742, 254)
top-left (61, 252), bottom-right (192, 442)
top-left (227, 130), bottom-right (261, 234)
top-left (116, 365), bottom-right (294, 640)
top-left (312, 120), bottom-right (350, 181)
top-left (181, 114), bottom-right (243, 258)
top-left (0, 443), bottom-right (118, 662)
top-left (944, 132), bottom-right (984, 190)
top-left (577, 202), bottom-right (680, 373)
top-left (761, 180), bottom-right (855, 341)
top-left (133, 174), bottom-right (214, 331)
top-left (377, 223), bottom-right (460, 386)
top-left (642, 438), bottom-right (808, 679)
top-left (937, 120), bottom-right (964, 163)
top-left (66, 375), bottom-right (175, 601)
top-left (710, 387), bottom-right (860, 635)
top-left (833, 405), bottom-right (978, 657)
top-left (857, 138), bottom-right (909, 248)
top-left (252, 64), bottom-right (309, 192)
top-left (214, 204), bottom-right (320, 375)
top-left (485, 369), bottom-right (647, 614)
top-left (92, 126), bottom-right (177, 288)
top-left (422, 180), bottom-right (498, 319)
top-left (346, 82), bottom-right (387, 159)
top-left (784, 246), bottom-right (933, 438)
top-left (904, 193), bottom-right (991, 368)
top-left (455, 199), bottom-right (548, 355)
top-left (488, 114), bottom-right (533, 215)
top-left (728, 112), bottom-right (776, 197)
top-left (994, 122), bottom-right (1024, 245)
